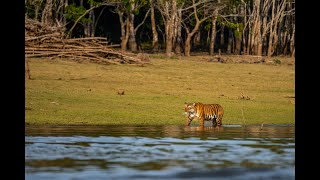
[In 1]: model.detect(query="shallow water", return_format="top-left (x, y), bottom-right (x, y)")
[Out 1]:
top-left (25, 124), bottom-right (295, 180)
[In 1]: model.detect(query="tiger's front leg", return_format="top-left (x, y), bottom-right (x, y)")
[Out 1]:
top-left (186, 117), bottom-right (193, 126)
top-left (185, 113), bottom-right (194, 126)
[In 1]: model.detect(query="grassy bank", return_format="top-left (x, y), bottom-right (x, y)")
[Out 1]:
top-left (25, 55), bottom-right (295, 126)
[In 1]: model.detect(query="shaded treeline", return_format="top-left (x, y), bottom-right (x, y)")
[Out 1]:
top-left (25, 0), bottom-right (295, 57)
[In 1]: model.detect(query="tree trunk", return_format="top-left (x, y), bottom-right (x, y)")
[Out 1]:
top-left (150, 0), bottom-right (158, 51)
top-left (291, 46), bottom-right (295, 58)
top-left (282, 31), bottom-right (288, 55)
top-left (89, 7), bottom-right (95, 37)
top-left (156, 0), bottom-right (178, 57)
top-left (122, 19), bottom-right (130, 51)
top-left (34, 0), bottom-right (41, 21)
top-left (165, 22), bottom-right (174, 56)
top-left (245, 1), bottom-right (251, 55)
top-left (267, 0), bottom-right (275, 57)
top-left (290, 24), bottom-right (295, 57)
top-left (172, 13), bottom-right (178, 54)
top-left (235, 36), bottom-right (241, 55)
top-left (220, 25), bottom-right (225, 50)
top-left (267, 0), bottom-right (286, 57)
top-left (257, 39), bottom-right (263, 56)
top-left (184, 36), bottom-right (192, 57)
top-left (79, 0), bottom-right (90, 37)
top-left (83, 3), bottom-right (96, 37)
top-left (165, 0), bottom-right (177, 57)
top-left (184, 23), bottom-right (201, 56)
top-left (63, 0), bottom-right (68, 26)
top-left (118, 10), bottom-right (130, 52)
top-left (183, 0), bottom-right (213, 56)
top-left (251, 0), bottom-right (261, 55)
top-left (227, 28), bottom-right (233, 54)
top-left (246, 20), bottom-right (252, 55)
top-left (193, 31), bottom-right (201, 46)
top-left (209, 13), bottom-right (217, 55)
top-left (41, 0), bottom-right (53, 25)
top-left (242, 2), bottom-right (247, 55)
top-left (174, 9), bottom-right (182, 55)
top-left (25, 60), bottom-right (31, 80)
top-left (232, 7), bottom-right (238, 54)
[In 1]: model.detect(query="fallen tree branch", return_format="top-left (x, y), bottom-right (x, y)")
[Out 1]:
top-left (25, 17), bottom-right (148, 65)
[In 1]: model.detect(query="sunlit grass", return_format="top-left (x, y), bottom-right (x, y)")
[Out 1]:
top-left (25, 56), bottom-right (294, 125)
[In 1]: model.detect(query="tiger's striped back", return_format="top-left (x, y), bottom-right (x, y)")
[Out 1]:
top-left (185, 102), bottom-right (224, 127)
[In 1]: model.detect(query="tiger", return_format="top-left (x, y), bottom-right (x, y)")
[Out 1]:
top-left (184, 102), bottom-right (224, 127)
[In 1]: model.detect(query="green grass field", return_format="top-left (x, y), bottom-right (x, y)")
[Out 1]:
top-left (25, 56), bottom-right (295, 126)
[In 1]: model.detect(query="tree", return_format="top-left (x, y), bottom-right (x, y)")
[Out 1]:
top-left (209, 9), bottom-right (218, 55)
top-left (24, 0), bottom-right (294, 57)
top-left (267, 0), bottom-right (287, 57)
top-left (181, 0), bottom-right (226, 56)
top-left (149, 0), bottom-right (159, 51)
top-left (111, 0), bottom-right (149, 52)
top-left (42, 0), bottom-right (54, 25)
top-left (156, 0), bottom-right (179, 57)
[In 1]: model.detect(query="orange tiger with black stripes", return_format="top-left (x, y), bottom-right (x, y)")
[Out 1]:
top-left (184, 102), bottom-right (224, 127)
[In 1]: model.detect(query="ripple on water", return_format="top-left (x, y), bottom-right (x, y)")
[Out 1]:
top-left (25, 125), bottom-right (295, 179)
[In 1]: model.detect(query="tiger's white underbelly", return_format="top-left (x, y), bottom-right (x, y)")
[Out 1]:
top-left (196, 113), bottom-right (217, 120)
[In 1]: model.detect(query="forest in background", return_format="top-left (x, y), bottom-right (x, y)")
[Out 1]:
top-left (25, 0), bottom-right (295, 58)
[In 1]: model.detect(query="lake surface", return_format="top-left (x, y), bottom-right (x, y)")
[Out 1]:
top-left (25, 124), bottom-right (295, 180)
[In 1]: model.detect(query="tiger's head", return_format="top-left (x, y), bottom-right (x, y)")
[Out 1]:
top-left (184, 102), bottom-right (196, 120)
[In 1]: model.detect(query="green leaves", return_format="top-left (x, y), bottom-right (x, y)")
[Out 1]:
top-left (65, 4), bottom-right (92, 24)
top-left (218, 18), bottom-right (244, 38)
top-left (87, 0), bottom-right (103, 6)
top-left (204, 19), bottom-right (212, 31)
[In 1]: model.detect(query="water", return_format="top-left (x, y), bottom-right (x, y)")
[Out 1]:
top-left (25, 124), bottom-right (295, 180)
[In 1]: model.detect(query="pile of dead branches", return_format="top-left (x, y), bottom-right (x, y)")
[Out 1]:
top-left (25, 18), bottom-right (148, 65)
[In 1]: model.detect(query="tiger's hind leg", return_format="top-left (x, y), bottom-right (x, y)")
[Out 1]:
top-left (216, 116), bottom-right (222, 128)
top-left (199, 117), bottom-right (205, 127)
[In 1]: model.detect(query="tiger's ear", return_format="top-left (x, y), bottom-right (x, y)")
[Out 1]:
top-left (193, 102), bottom-right (196, 106)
